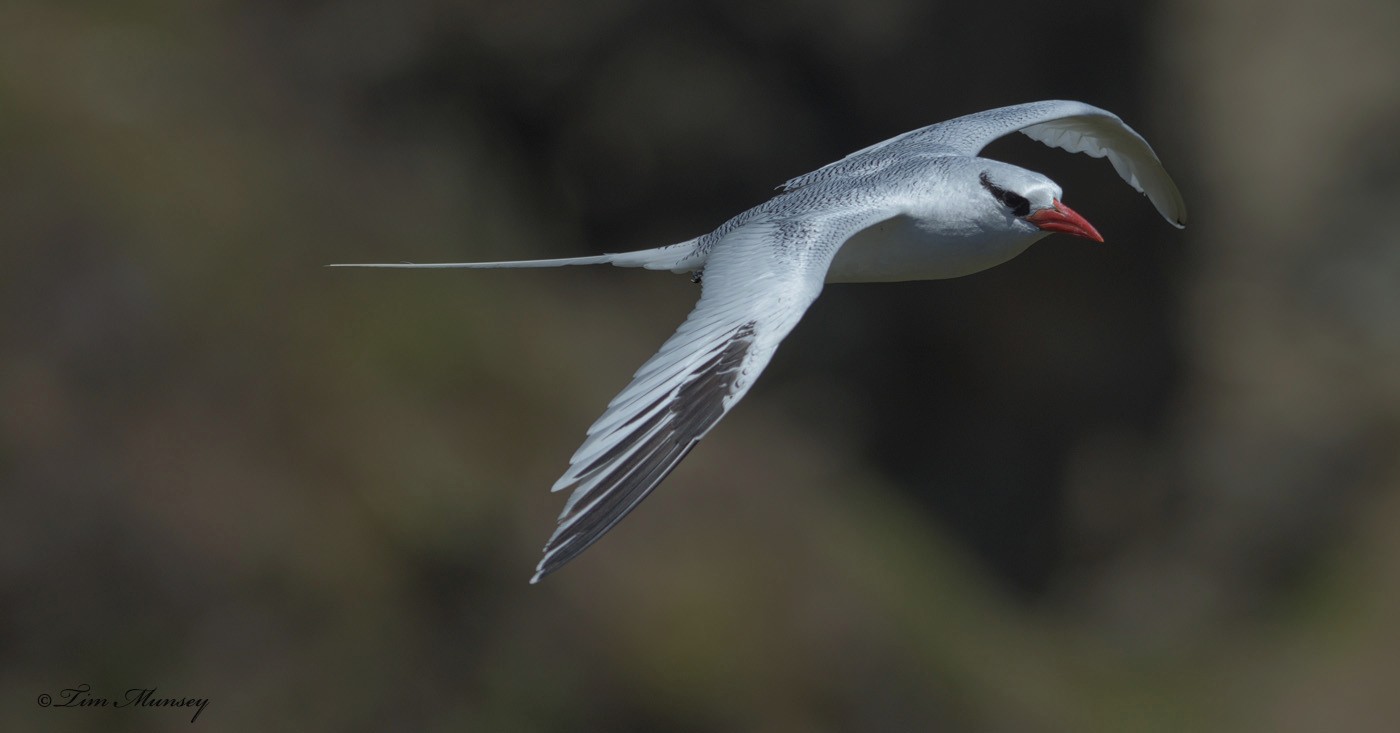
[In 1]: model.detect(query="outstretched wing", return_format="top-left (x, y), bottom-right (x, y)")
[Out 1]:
top-left (532, 210), bottom-right (889, 582)
top-left (782, 100), bottom-right (1186, 228)
top-left (979, 101), bottom-right (1186, 228)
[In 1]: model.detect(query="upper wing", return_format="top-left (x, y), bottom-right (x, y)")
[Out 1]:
top-left (1004, 102), bottom-right (1186, 228)
top-left (782, 100), bottom-right (1186, 228)
top-left (531, 210), bottom-right (890, 582)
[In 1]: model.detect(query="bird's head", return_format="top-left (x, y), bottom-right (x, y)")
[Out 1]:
top-left (976, 163), bottom-right (1103, 243)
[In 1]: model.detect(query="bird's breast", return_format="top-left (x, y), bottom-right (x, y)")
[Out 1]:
top-left (824, 214), bottom-right (1042, 283)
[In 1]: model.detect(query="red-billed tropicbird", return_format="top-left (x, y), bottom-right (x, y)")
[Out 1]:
top-left (334, 100), bottom-right (1187, 582)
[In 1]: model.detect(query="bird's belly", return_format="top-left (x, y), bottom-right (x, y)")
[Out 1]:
top-left (824, 214), bottom-right (1039, 283)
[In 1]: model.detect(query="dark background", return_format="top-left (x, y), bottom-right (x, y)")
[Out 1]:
top-left (4, 0), bottom-right (1399, 731)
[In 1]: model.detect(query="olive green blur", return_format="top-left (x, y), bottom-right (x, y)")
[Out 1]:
top-left (2, 1), bottom-right (1398, 731)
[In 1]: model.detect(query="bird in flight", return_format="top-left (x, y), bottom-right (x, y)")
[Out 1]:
top-left (334, 100), bottom-right (1187, 583)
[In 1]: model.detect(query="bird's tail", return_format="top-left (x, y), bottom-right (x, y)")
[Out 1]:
top-left (328, 240), bottom-right (704, 274)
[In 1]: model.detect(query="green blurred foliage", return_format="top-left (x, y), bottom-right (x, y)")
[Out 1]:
top-left (2, 0), bottom-right (1398, 731)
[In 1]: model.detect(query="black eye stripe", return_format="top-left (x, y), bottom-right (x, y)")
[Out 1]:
top-left (978, 172), bottom-right (1001, 195)
top-left (1004, 192), bottom-right (1030, 217)
top-left (979, 172), bottom-right (1031, 217)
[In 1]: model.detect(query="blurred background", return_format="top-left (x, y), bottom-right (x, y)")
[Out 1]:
top-left (3, 0), bottom-right (1399, 731)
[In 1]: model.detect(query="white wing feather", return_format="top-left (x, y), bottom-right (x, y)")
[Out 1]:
top-left (1017, 111), bottom-right (1187, 228)
top-left (532, 210), bottom-right (893, 582)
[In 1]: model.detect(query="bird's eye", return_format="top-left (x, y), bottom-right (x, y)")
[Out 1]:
top-left (979, 172), bottom-right (1031, 217)
top-left (1000, 190), bottom-right (1031, 217)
